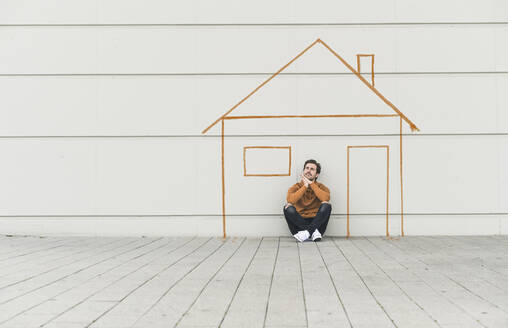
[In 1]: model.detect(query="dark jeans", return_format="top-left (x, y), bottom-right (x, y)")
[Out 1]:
top-left (283, 203), bottom-right (332, 235)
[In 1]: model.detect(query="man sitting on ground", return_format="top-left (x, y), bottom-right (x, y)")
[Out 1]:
top-left (283, 159), bottom-right (332, 242)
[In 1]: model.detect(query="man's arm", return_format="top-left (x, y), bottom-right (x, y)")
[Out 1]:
top-left (310, 183), bottom-right (330, 202)
top-left (287, 184), bottom-right (306, 204)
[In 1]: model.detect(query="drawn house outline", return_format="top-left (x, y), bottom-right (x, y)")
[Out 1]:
top-left (202, 38), bottom-right (419, 238)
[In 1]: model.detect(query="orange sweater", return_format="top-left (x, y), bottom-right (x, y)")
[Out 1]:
top-left (286, 181), bottom-right (330, 218)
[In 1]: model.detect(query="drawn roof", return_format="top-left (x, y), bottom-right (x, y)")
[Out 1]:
top-left (202, 38), bottom-right (419, 134)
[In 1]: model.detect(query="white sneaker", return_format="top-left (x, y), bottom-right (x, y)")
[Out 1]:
top-left (311, 229), bottom-right (322, 242)
top-left (293, 230), bottom-right (310, 242)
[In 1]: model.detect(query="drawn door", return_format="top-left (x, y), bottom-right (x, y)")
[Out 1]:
top-left (347, 146), bottom-right (389, 236)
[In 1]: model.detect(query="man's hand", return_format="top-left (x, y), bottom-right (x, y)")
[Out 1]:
top-left (301, 174), bottom-right (313, 187)
top-left (284, 203), bottom-right (293, 210)
top-left (300, 174), bottom-right (308, 187)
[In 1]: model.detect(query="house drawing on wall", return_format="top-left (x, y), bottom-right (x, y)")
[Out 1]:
top-left (202, 38), bottom-right (420, 238)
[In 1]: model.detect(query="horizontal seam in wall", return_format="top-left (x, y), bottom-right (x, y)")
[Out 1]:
top-left (1, 72), bottom-right (508, 77)
top-left (0, 213), bottom-right (506, 218)
top-left (0, 133), bottom-right (507, 139)
top-left (0, 22), bottom-right (507, 27)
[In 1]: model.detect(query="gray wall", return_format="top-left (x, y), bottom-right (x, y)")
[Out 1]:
top-left (0, 1), bottom-right (507, 236)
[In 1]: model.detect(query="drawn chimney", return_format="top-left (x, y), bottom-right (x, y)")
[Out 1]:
top-left (356, 54), bottom-right (375, 87)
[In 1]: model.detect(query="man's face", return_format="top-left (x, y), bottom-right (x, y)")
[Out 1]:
top-left (303, 163), bottom-right (319, 181)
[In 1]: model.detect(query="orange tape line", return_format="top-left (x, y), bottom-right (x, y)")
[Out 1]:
top-left (245, 174), bottom-right (291, 177)
top-left (386, 145), bottom-right (390, 237)
top-left (357, 55), bottom-right (361, 77)
top-left (244, 146), bottom-right (291, 149)
top-left (225, 114), bottom-right (397, 120)
top-left (400, 117), bottom-right (404, 237)
top-left (243, 147), bottom-right (247, 178)
top-left (347, 147), bottom-right (350, 238)
top-left (202, 39), bottom-right (321, 134)
top-left (202, 38), bottom-right (419, 134)
top-left (289, 145), bottom-right (292, 176)
top-left (221, 119), bottom-right (226, 238)
top-left (372, 55), bottom-right (375, 87)
top-left (318, 40), bottom-right (418, 131)
top-left (348, 145), bottom-right (390, 149)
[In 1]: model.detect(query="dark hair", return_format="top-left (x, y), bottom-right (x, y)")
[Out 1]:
top-left (303, 159), bottom-right (321, 174)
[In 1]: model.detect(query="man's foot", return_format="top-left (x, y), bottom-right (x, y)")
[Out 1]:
top-left (293, 230), bottom-right (310, 242)
top-left (311, 229), bottom-right (322, 242)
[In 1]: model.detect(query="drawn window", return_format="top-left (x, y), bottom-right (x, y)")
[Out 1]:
top-left (243, 146), bottom-right (291, 177)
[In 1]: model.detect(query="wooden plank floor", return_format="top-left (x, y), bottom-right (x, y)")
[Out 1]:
top-left (1, 235), bottom-right (508, 328)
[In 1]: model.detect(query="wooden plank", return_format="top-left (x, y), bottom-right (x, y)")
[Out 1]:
top-left (0, 237), bottom-right (116, 281)
top-left (385, 236), bottom-right (508, 327)
top-left (412, 237), bottom-right (508, 312)
top-left (317, 237), bottom-right (394, 327)
top-left (0, 236), bottom-right (67, 257)
top-left (359, 237), bottom-right (482, 327)
top-left (76, 237), bottom-right (214, 327)
top-left (0, 237), bottom-right (150, 315)
top-left (298, 241), bottom-right (350, 327)
top-left (423, 236), bottom-right (508, 277)
top-left (128, 237), bottom-right (243, 328)
top-left (444, 236), bottom-right (508, 276)
top-left (0, 237), bottom-right (77, 262)
top-left (1, 236), bottom-right (508, 327)
top-left (334, 237), bottom-right (439, 327)
top-left (3, 237), bottom-right (198, 328)
top-left (0, 237), bottom-right (156, 323)
top-left (264, 237), bottom-right (306, 327)
top-left (175, 238), bottom-right (262, 327)
top-left (0, 237), bottom-right (130, 298)
top-left (220, 237), bottom-right (279, 328)
top-left (1, 238), bottom-right (173, 326)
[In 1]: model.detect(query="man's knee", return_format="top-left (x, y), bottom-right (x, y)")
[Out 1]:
top-left (319, 202), bottom-right (332, 212)
top-left (284, 204), bottom-right (296, 214)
